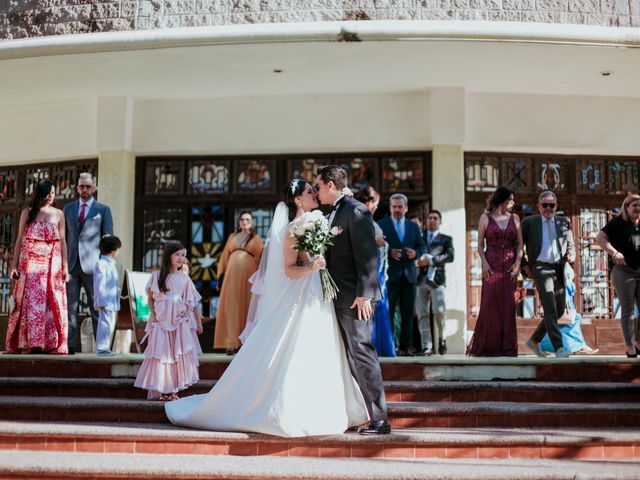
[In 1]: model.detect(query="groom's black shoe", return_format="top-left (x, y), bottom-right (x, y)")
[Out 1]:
top-left (359, 420), bottom-right (391, 435)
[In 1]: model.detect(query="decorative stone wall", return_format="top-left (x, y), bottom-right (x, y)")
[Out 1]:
top-left (1, 0), bottom-right (638, 40)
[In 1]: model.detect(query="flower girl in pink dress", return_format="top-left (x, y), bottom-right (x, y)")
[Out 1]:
top-left (135, 241), bottom-right (203, 401)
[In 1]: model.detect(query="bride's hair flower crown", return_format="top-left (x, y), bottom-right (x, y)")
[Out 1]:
top-left (341, 187), bottom-right (353, 197)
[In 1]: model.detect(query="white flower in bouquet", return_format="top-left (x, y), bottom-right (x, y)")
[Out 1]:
top-left (288, 210), bottom-right (341, 302)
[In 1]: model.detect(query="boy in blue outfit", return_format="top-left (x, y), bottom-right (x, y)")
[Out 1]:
top-left (93, 235), bottom-right (122, 356)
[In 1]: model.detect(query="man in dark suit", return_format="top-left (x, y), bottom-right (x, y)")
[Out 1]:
top-left (378, 194), bottom-right (425, 356)
top-left (415, 210), bottom-right (454, 356)
top-left (315, 165), bottom-right (389, 435)
top-left (522, 191), bottom-right (575, 359)
top-left (64, 173), bottom-right (114, 354)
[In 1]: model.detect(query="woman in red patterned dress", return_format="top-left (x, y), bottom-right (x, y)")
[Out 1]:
top-left (5, 179), bottom-right (70, 354)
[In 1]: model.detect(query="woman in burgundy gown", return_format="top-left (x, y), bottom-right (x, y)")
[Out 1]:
top-left (468, 186), bottom-right (523, 357)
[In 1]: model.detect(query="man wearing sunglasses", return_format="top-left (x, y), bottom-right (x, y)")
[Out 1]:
top-left (521, 191), bottom-right (575, 358)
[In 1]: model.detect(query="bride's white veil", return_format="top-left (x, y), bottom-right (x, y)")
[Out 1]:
top-left (239, 202), bottom-right (290, 342)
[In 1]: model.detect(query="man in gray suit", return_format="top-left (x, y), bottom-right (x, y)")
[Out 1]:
top-left (522, 191), bottom-right (575, 359)
top-left (64, 173), bottom-right (114, 354)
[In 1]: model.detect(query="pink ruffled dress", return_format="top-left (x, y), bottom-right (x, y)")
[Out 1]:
top-left (134, 271), bottom-right (202, 398)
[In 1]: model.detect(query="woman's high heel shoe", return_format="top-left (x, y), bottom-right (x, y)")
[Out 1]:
top-left (626, 351), bottom-right (638, 358)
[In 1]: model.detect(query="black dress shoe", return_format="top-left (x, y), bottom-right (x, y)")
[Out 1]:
top-left (359, 420), bottom-right (391, 435)
top-left (68, 348), bottom-right (75, 355)
top-left (416, 348), bottom-right (434, 356)
top-left (438, 339), bottom-right (447, 355)
top-left (626, 352), bottom-right (638, 358)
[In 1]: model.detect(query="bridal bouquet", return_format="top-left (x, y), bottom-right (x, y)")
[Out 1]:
top-left (289, 210), bottom-right (341, 302)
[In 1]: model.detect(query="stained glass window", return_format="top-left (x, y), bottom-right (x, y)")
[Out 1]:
top-left (576, 159), bottom-right (606, 195)
top-left (142, 208), bottom-right (183, 271)
top-left (145, 161), bottom-right (183, 195)
top-left (502, 157), bottom-right (533, 194)
top-left (0, 170), bottom-right (17, 204)
top-left (188, 160), bottom-right (229, 194)
top-left (23, 168), bottom-right (49, 198)
top-left (290, 158), bottom-right (321, 184)
top-left (0, 212), bottom-right (13, 314)
top-left (23, 165), bottom-right (100, 201)
top-left (609, 160), bottom-right (639, 195)
top-left (336, 157), bottom-right (376, 193)
top-left (535, 161), bottom-right (568, 193)
top-left (382, 157), bottom-right (424, 193)
top-left (235, 159), bottom-right (274, 193)
top-left (578, 209), bottom-right (610, 317)
top-left (289, 157), bottom-right (377, 193)
top-left (465, 157), bottom-right (500, 192)
top-left (190, 205), bottom-right (225, 290)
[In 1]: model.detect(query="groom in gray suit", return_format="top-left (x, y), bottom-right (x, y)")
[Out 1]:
top-left (522, 191), bottom-right (575, 359)
top-left (64, 173), bottom-right (114, 354)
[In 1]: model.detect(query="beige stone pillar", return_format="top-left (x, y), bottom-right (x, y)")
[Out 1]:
top-left (95, 97), bottom-right (135, 273)
top-left (428, 87), bottom-right (467, 354)
top-left (431, 144), bottom-right (467, 354)
top-left (97, 151), bottom-right (136, 273)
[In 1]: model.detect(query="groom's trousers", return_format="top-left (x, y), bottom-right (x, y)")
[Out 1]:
top-left (334, 306), bottom-right (388, 422)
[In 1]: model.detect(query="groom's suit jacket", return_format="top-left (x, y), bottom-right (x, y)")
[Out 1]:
top-left (326, 196), bottom-right (381, 309)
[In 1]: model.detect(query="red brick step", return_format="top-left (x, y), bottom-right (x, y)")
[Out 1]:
top-left (2, 396), bottom-right (640, 428)
top-left (0, 420), bottom-right (639, 461)
top-left (1, 354), bottom-right (638, 383)
top-left (3, 377), bottom-right (640, 404)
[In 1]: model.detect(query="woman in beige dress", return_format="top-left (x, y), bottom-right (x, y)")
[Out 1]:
top-left (214, 211), bottom-right (263, 354)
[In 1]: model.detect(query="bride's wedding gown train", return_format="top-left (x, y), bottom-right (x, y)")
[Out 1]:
top-left (165, 252), bottom-right (369, 437)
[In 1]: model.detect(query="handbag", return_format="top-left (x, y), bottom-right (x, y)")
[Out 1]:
top-left (558, 307), bottom-right (576, 325)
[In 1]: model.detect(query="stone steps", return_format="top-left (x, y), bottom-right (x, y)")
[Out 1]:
top-left (1, 420), bottom-right (639, 461)
top-left (1, 449), bottom-right (638, 479)
top-left (2, 396), bottom-right (640, 428)
top-left (1, 355), bottom-right (639, 479)
top-left (3, 377), bottom-right (640, 403)
top-left (2, 354), bottom-right (639, 382)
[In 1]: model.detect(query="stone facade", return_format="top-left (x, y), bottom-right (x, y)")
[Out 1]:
top-left (0, 0), bottom-right (638, 39)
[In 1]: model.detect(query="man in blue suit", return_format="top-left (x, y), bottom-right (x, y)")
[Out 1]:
top-left (378, 193), bottom-right (425, 356)
top-left (64, 173), bottom-right (114, 354)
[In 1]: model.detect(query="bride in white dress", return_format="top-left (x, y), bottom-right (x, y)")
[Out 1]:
top-left (165, 180), bottom-right (370, 437)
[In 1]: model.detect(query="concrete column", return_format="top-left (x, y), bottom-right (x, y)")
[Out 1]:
top-left (97, 151), bottom-right (135, 272)
top-left (429, 88), bottom-right (467, 354)
top-left (431, 145), bottom-right (467, 354)
top-left (96, 97), bottom-right (135, 272)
